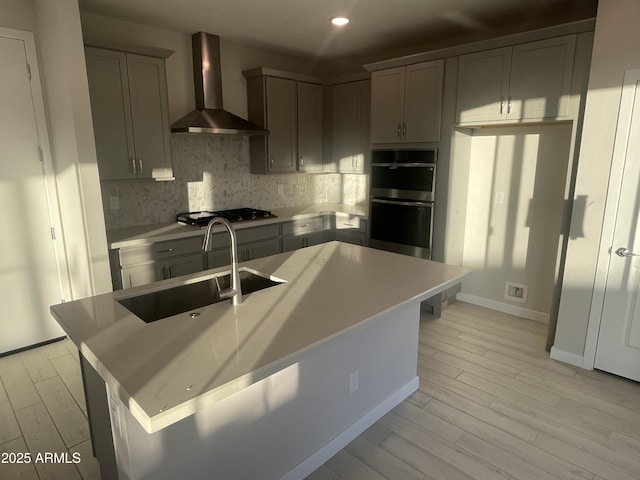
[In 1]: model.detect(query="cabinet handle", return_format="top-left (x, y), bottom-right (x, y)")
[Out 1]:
top-left (270, 156), bottom-right (274, 167)
top-left (169, 265), bottom-right (174, 278)
top-left (507, 96), bottom-right (512, 114)
top-left (138, 158), bottom-right (143, 173)
top-left (131, 158), bottom-right (137, 174)
top-left (500, 97), bottom-right (504, 115)
top-left (397, 123), bottom-right (402, 138)
top-left (344, 222), bottom-right (355, 227)
top-left (161, 266), bottom-right (167, 279)
top-left (300, 156), bottom-right (304, 167)
top-left (403, 123), bottom-right (407, 138)
top-left (300, 224), bottom-right (309, 228)
top-left (157, 248), bottom-right (174, 253)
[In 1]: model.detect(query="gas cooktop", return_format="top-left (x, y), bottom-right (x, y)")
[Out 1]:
top-left (176, 208), bottom-right (276, 227)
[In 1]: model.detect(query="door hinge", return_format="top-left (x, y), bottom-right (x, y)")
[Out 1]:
top-left (50, 227), bottom-right (56, 240)
top-left (60, 298), bottom-right (66, 303)
top-left (27, 63), bottom-right (32, 80)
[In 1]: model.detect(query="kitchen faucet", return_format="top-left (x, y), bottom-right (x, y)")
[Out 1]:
top-left (202, 217), bottom-right (243, 305)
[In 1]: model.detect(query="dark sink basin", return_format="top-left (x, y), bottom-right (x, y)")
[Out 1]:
top-left (117, 269), bottom-right (285, 323)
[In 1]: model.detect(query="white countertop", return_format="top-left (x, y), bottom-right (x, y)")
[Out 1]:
top-left (51, 242), bottom-right (468, 433)
top-left (107, 203), bottom-right (368, 249)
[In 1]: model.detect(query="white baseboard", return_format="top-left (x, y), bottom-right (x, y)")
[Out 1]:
top-left (456, 293), bottom-right (550, 324)
top-left (280, 376), bottom-right (419, 480)
top-left (550, 346), bottom-right (585, 368)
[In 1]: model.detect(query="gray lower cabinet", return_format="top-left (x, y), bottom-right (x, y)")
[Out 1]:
top-left (206, 223), bottom-right (281, 268)
top-left (281, 216), bottom-right (328, 252)
top-left (332, 216), bottom-right (368, 246)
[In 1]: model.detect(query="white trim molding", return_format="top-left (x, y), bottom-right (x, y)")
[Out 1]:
top-left (456, 293), bottom-right (549, 324)
top-left (550, 346), bottom-right (586, 368)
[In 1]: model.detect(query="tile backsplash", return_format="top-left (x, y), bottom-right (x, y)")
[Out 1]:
top-left (101, 135), bottom-right (368, 229)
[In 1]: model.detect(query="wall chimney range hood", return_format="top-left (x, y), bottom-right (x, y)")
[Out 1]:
top-left (171, 32), bottom-right (268, 135)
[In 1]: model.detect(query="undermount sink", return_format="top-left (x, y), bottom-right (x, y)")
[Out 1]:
top-left (117, 269), bottom-right (286, 323)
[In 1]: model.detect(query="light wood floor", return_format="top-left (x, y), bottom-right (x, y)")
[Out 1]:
top-left (1, 301), bottom-right (640, 480)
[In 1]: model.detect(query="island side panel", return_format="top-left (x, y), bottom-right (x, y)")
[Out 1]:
top-left (109, 301), bottom-right (420, 480)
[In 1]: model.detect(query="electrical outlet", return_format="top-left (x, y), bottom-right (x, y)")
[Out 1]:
top-left (109, 196), bottom-right (120, 211)
top-left (504, 281), bottom-right (527, 303)
top-left (495, 191), bottom-right (505, 204)
top-left (349, 370), bottom-right (359, 394)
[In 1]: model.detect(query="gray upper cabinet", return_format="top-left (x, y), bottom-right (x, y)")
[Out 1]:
top-left (297, 82), bottom-right (324, 172)
top-left (85, 47), bottom-right (173, 181)
top-left (246, 71), bottom-right (325, 174)
top-left (330, 80), bottom-right (371, 173)
top-left (370, 60), bottom-right (444, 144)
top-left (456, 35), bottom-right (576, 124)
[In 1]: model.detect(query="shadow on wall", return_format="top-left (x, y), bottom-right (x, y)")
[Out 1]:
top-left (460, 123), bottom-right (573, 316)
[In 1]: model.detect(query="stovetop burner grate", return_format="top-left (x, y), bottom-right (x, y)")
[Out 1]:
top-left (176, 208), bottom-right (276, 226)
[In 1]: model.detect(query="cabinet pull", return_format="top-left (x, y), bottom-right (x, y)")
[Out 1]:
top-left (500, 97), bottom-right (504, 114)
top-left (300, 156), bottom-right (304, 167)
top-left (507, 96), bottom-right (512, 114)
top-left (161, 266), bottom-right (167, 279)
top-left (300, 223), bottom-right (310, 228)
top-left (402, 123), bottom-right (407, 138)
top-left (169, 265), bottom-right (174, 278)
top-left (343, 222), bottom-right (355, 227)
top-left (138, 158), bottom-right (143, 173)
top-left (157, 248), bottom-right (174, 253)
top-left (131, 158), bottom-right (137, 174)
top-left (270, 156), bottom-right (274, 167)
top-left (397, 123), bottom-right (402, 138)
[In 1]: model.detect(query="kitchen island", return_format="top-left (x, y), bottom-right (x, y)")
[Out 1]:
top-left (51, 242), bottom-right (468, 480)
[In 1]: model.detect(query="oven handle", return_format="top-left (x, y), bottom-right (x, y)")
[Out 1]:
top-left (371, 198), bottom-right (434, 207)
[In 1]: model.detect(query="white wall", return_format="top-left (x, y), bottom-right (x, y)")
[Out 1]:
top-left (461, 125), bottom-right (572, 318)
top-left (554, 0), bottom-right (640, 360)
top-left (0, 0), bottom-right (111, 299)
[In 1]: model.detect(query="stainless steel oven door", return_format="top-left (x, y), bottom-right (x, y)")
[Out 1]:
top-left (369, 198), bottom-right (434, 260)
top-left (370, 164), bottom-right (435, 202)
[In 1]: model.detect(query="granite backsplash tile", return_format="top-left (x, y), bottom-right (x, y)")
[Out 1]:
top-left (101, 135), bottom-right (368, 229)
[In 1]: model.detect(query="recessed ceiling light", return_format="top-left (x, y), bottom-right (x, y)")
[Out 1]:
top-left (330, 16), bottom-right (350, 26)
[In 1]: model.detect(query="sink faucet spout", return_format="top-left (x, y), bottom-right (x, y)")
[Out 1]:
top-left (202, 217), bottom-right (243, 305)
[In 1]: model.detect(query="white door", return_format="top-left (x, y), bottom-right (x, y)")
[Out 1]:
top-left (0, 32), bottom-right (66, 353)
top-left (594, 71), bottom-right (640, 381)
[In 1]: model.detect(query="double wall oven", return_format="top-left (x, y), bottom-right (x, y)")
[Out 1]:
top-left (369, 149), bottom-right (436, 259)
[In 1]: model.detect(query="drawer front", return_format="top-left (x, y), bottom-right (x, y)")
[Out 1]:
top-left (118, 236), bottom-right (204, 267)
top-left (236, 223), bottom-right (281, 245)
top-left (335, 215), bottom-right (366, 233)
top-left (282, 216), bottom-right (325, 236)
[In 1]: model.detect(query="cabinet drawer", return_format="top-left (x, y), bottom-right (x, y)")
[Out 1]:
top-left (282, 216), bottom-right (325, 236)
top-left (335, 216), bottom-right (366, 233)
top-left (237, 224), bottom-right (280, 244)
top-left (118, 236), bottom-right (203, 267)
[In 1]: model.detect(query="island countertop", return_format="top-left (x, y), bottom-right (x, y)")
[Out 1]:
top-left (50, 242), bottom-right (468, 433)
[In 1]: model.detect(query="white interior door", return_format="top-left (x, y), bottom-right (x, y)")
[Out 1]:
top-left (0, 33), bottom-right (65, 353)
top-left (594, 71), bottom-right (640, 381)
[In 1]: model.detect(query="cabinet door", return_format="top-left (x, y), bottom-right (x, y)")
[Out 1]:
top-left (266, 76), bottom-right (297, 172)
top-left (403, 60), bottom-right (444, 142)
top-left (332, 82), bottom-right (359, 172)
top-left (126, 54), bottom-right (173, 180)
top-left (208, 249), bottom-right (231, 269)
top-left (298, 82), bottom-right (324, 172)
top-left (121, 263), bottom-right (163, 289)
top-left (282, 236), bottom-right (305, 253)
top-left (370, 67), bottom-right (405, 143)
top-left (355, 80), bottom-right (371, 173)
top-left (245, 238), bottom-right (281, 261)
top-left (85, 48), bottom-right (136, 180)
top-left (456, 47), bottom-right (511, 124)
top-left (165, 253), bottom-right (204, 279)
top-left (508, 36), bottom-right (575, 120)
top-left (305, 231), bottom-right (326, 248)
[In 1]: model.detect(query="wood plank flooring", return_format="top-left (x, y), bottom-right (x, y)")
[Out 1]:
top-left (1, 301), bottom-right (639, 480)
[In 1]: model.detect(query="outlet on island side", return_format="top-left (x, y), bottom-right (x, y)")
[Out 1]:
top-left (349, 370), bottom-right (359, 394)
top-left (109, 195), bottom-right (120, 211)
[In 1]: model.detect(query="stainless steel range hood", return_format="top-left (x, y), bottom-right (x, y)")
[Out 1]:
top-left (171, 32), bottom-right (268, 135)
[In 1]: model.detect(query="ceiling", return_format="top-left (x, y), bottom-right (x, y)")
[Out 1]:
top-left (78, 0), bottom-right (598, 65)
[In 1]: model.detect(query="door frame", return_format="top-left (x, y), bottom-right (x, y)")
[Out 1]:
top-left (0, 26), bottom-right (72, 303)
top-left (583, 69), bottom-right (640, 370)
